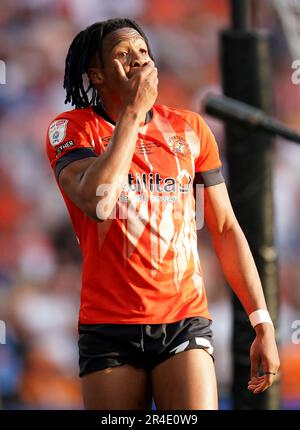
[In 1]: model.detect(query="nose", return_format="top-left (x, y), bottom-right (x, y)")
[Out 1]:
top-left (130, 50), bottom-right (149, 68)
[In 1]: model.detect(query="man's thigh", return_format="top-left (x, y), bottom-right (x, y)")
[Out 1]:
top-left (82, 364), bottom-right (152, 410)
top-left (151, 349), bottom-right (218, 410)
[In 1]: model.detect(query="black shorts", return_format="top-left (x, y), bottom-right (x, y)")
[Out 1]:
top-left (78, 316), bottom-right (214, 377)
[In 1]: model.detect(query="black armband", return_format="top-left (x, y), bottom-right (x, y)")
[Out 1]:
top-left (194, 167), bottom-right (224, 188)
top-left (55, 148), bottom-right (97, 180)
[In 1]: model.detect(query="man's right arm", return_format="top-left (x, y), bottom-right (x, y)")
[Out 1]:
top-left (59, 106), bottom-right (141, 221)
top-left (58, 60), bottom-right (158, 222)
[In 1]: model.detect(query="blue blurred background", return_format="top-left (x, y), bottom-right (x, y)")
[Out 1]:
top-left (0, 0), bottom-right (299, 410)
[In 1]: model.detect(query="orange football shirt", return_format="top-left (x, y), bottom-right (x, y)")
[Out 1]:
top-left (46, 104), bottom-right (223, 324)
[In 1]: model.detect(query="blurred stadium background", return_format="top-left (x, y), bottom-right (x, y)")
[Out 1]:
top-left (0, 0), bottom-right (299, 410)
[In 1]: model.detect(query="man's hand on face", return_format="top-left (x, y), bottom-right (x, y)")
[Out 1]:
top-left (113, 59), bottom-right (158, 116)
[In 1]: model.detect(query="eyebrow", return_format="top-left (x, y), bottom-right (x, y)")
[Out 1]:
top-left (110, 36), bottom-right (146, 50)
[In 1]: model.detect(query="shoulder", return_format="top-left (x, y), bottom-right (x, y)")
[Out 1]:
top-left (153, 104), bottom-right (206, 130)
top-left (47, 107), bottom-right (94, 132)
top-left (46, 107), bottom-right (95, 146)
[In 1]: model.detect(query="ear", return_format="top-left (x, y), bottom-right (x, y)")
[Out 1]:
top-left (87, 67), bottom-right (104, 86)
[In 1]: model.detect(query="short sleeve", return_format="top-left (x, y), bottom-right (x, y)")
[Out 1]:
top-left (193, 115), bottom-right (224, 187)
top-left (45, 117), bottom-right (97, 180)
top-left (194, 115), bottom-right (222, 172)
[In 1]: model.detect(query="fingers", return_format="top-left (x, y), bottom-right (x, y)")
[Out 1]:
top-left (249, 353), bottom-right (268, 395)
top-left (115, 59), bottom-right (157, 83)
top-left (248, 375), bottom-right (265, 384)
top-left (147, 68), bottom-right (159, 85)
top-left (248, 373), bottom-right (276, 394)
top-left (143, 59), bottom-right (155, 69)
top-left (139, 60), bottom-right (157, 78)
top-left (251, 357), bottom-right (280, 394)
top-left (248, 333), bottom-right (280, 395)
top-left (113, 59), bottom-right (128, 81)
top-left (248, 375), bottom-right (266, 391)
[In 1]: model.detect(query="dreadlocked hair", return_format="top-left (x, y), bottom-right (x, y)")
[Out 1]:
top-left (63, 18), bottom-right (153, 109)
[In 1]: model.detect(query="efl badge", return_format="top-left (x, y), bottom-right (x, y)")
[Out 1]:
top-left (49, 119), bottom-right (68, 146)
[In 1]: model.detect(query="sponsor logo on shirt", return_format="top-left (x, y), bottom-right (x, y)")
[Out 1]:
top-left (55, 140), bottom-right (75, 156)
top-left (125, 171), bottom-right (192, 194)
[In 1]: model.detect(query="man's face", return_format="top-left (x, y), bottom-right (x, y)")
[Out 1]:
top-left (98, 27), bottom-right (153, 88)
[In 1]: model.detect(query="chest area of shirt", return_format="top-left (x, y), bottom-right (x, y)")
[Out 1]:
top-left (89, 117), bottom-right (195, 178)
top-left (97, 133), bottom-right (193, 174)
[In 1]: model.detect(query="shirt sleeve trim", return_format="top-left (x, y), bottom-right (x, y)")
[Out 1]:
top-left (55, 148), bottom-right (97, 180)
top-left (194, 167), bottom-right (224, 188)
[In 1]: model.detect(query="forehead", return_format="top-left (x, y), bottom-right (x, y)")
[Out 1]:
top-left (102, 27), bottom-right (146, 51)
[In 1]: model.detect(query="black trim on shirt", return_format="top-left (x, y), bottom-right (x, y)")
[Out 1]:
top-left (93, 104), bottom-right (153, 126)
top-left (194, 167), bottom-right (224, 188)
top-left (55, 148), bottom-right (97, 180)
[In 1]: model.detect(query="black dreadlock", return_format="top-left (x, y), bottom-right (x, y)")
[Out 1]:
top-left (64, 18), bottom-right (153, 109)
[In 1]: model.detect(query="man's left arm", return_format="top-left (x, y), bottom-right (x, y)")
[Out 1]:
top-left (202, 181), bottom-right (280, 394)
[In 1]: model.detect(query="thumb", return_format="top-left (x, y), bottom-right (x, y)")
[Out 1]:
top-left (113, 59), bottom-right (127, 81)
